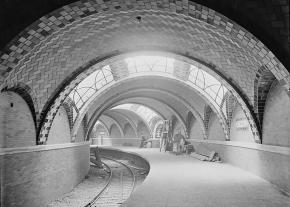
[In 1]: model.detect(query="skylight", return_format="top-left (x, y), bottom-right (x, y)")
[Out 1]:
top-left (65, 54), bottom-right (229, 120)
top-left (112, 103), bottom-right (161, 126)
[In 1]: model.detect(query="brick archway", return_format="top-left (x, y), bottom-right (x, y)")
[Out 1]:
top-left (0, 0), bottom-right (288, 104)
top-left (1, 1), bottom-right (286, 144)
top-left (1, 82), bottom-right (39, 132)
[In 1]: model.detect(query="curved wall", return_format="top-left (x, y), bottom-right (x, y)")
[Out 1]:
top-left (0, 142), bottom-right (90, 207)
top-left (208, 113), bottom-right (226, 141)
top-left (189, 119), bottom-right (203, 140)
top-left (110, 124), bottom-right (122, 138)
top-left (230, 104), bottom-right (254, 142)
top-left (47, 106), bottom-right (71, 144)
top-left (0, 91), bottom-right (36, 148)
top-left (75, 124), bottom-right (85, 142)
top-left (263, 83), bottom-right (290, 147)
top-left (189, 139), bottom-right (290, 195)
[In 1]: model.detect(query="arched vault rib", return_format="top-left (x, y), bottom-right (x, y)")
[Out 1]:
top-left (103, 110), bottom-right (138, 138)
top-left (94, 114), bottom-right (124, 139)
top-left (109, 97), bottom-right (186, 136)
top-left (38, 52), bottom-right (261, 144)
top-left (93, 120), bottom-right (110, 137)
top-left (110, 100), bottom-right (166, 121)
top-left (82, 85), bottom-right (208, 141)
top-left (0, 0), bottom-right (286, 144)
top-left (1, 0), bottom-right (287, 93)
top-left (108, 108), bottom-right (151, 137)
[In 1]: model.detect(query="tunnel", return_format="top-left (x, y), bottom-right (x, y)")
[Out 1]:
top-left (0, 0), bottom-right (289, 206)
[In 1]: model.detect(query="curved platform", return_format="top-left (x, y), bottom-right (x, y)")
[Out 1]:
top-left (103, 147), bottom-right (290, 207)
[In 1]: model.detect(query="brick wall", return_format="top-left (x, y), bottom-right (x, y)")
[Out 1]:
top-left (208, 113), bottom-right (226, 141)
top-left (0, 142), bottom-right (90, 207)
top-left (263, 82), bottom-right (290, 147)
top-left (230, 104), bottom-right (254, 142)
top-left (190, 140), bottom-right (290, 194)
top-left (0, 91), bottom-right (35, 148)
top-left (47, 106), bottom-right (71, 144)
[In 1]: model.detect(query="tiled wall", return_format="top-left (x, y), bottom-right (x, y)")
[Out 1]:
top-left (47, 105), bottom-right (71, 144)
top-left (190, 140), bottom-right (290, 195)
top-left (207, 112), bottom-right (226, 141)
top-left (0, 91), bottom-right (36, 148)
top-left (263, 82), bottom-right (290, 147)
top-left (0, 0), bottom-right (288, 145)
top-left (188, 119), bottom-right (203, 140)
top-left (0, 142), bottom-right (90, 207)
top-left (230, 104), bottom-right (254, 142)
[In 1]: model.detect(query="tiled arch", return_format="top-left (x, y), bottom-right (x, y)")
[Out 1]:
top-left (37, 53), bottom-right (262, 144)
top-left (94, 120), bottom-right (110, 137)
top-left (0, 0), bottom-right (288, 105)
top-left (101, 114), bottom-right (125, 138)
top-left (111, 98), bottom-right (185, 134)
top-left (254, 66), bottom-right (276, 132)
top-left (82, 85), bottom-right (207, 142)
top-left (1, 82), bottom-right (39, 132)
top-left (61, 97), bottom-right (76, 131)
top-left (105, 109), bottom-right (139, 139)
top-left (1, 0), bottom-right (286, 144)
top-left (97, 117), bottom-right (116, 137)
top-left (109, 101), bottom-right (166, 136)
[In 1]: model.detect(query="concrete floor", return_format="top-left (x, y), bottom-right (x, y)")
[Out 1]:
top-left (112, 147), bottom-right (290, 207)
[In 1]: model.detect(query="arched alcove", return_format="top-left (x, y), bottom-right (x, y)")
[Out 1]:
top-left (0, 91), bottom-right (36, 148)
top-left (47, 105), bottom-right (71, 144)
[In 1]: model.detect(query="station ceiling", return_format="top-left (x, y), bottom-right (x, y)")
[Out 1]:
top-left (0, 0), bottom-right (288, 69)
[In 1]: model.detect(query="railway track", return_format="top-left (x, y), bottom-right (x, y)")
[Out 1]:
top-left (86, 155), bottom-right (148, 207)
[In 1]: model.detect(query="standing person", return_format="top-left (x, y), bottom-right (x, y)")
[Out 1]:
top-left (160, 120), bottom-right (170, 152)
top-left (139, 135), bottom-right (146, 148)
top-left (160, 131), bottom-right (167, 152)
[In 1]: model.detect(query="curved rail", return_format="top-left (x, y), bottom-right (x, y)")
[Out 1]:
top-left (85, 161), bottom-right (112, 207)
top-left (85, 156), bottom-right (137, 206)
top-left (101, 156), bottom-right (136, 196)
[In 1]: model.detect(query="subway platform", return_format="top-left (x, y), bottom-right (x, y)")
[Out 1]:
top-left (103, 147), bottom-right (290, 207)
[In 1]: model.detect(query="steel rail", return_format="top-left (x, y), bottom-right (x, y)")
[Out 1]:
top-left (85, 161), bottom-right (112, 207)
top-left (85, 156), bottom-right (137, 206)
top-left (100, 156), bottom-right (137, 196)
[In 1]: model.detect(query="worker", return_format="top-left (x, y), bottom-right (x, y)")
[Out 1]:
top-left (139, 135), bottom-right (147, 148)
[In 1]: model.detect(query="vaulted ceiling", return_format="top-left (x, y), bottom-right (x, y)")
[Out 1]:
top-left (0, 0), bottom-right (289, 69)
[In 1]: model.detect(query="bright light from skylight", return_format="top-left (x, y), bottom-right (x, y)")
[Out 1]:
top-left (125, 56), bottom-right (174, 74)
top-left (66, 54), bottom-right (229, 119)
top-left (112, 103), bottom-right (160, 125)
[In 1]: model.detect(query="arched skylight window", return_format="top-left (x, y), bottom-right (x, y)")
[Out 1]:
top-left (65, 54), bottom-right (230, 122)
top-left (112, 103), bottom-right (161, 127)
top-left (188, 65), bottom-right (228, 106)
top-left (126, 56), bottom-right (174, 74)
top-left (68, 65), bottom-right (113, 109)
